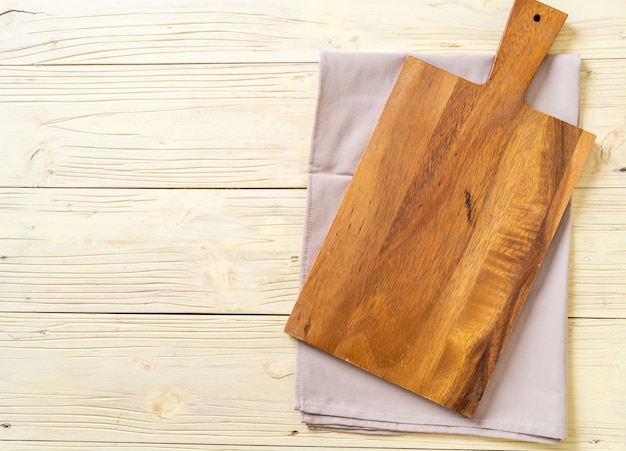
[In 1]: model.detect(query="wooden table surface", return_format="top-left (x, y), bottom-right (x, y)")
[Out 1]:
top-left (0, 1), bottom-right (624, 449)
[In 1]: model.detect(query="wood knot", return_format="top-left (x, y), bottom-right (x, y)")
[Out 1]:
top-left (261, 361), bottom-right (294, 379)
top-left (303, 320), bottom-right (311, 336)
top-left (151, 391), bottom-right (184, 418)
top-left (464, 190), bottom-right (474, 226)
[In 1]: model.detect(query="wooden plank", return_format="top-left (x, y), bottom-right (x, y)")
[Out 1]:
top-left (0, 0), bottom-right (624, 65)
top-left (0, 59), bottom-right (624, 189)
top-left (0, 63), bottom-right (314, 188)
top-left (0, 1), bottom-right (621, 451)
top-left (3, 440), bottom-right (620, 451)
top-left (4, 444), bottom-right (444, 451)
top-left (0, 187), bottom-right (623, 318)
top-left (3, 445), bottom-right (292, 451)
top-left (0, 314), bottom-right (624, 449)
top-left (570, 187), bottom-right (626, 318)
top-left (579, 58), bottom-right (626, 188)
top-left (0, 189), bottom-right (304, 314)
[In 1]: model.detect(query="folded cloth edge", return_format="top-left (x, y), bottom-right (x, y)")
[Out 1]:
top-left (294, 50), bottom-right (579, 444)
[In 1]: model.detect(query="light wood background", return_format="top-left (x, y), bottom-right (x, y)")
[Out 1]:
top-left (0, 0), bottom-right (624, 449)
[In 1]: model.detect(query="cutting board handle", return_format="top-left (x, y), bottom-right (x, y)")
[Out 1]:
top-left (487, 0), bottom-right (567, 100)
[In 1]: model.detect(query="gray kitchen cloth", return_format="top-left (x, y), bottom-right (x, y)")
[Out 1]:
top-left (294, 51), bottom-right (582, 444)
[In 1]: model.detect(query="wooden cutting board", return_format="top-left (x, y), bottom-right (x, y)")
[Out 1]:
top-left (285, 0), bottom-right (595, 418)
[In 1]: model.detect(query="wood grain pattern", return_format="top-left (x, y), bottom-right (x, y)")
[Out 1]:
top-left (0, 0), bottom-right (624, 65)
top-left (0, 189), bottom-right (303, 313)
top-left (0, 314), bottom-right (625, 450)
top-left (0, 60), bottom-right (626, 188)
top-left (0, 60), bottom-right (623, 189)
top-left (285, 0), bottom-right (595, 417)
top-left (0, 0), bottom-right (624, 448)
top-left (0, 187), bottom-right (623, 318)
top-left (569, 188), bottom-right (626, 319)
top-left (0, 63), bottom-right (313, 188)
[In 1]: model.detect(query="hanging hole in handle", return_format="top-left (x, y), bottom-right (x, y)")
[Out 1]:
top-left (533, 14), bottom-right (541, 22)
